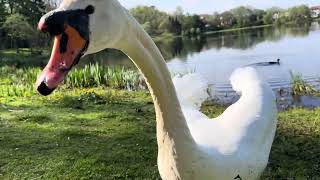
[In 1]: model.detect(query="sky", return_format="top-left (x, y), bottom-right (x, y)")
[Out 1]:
top-left (119, 0), bottom-right (320, 14)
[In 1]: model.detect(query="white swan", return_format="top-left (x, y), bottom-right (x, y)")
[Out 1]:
top-left (36, 0), bottom-right (277, 179)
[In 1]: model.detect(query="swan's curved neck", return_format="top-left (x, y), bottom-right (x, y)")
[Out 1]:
top-left (114, 13), bottom-right (203, 178)
top-left (119, 19), bottom-right (194, 145)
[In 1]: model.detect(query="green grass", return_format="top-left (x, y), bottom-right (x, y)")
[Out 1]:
top-left (0, 88), bottom-right (319, 179)
top-left (153, 32), bottom-right (176, 42)
top-left (0, 49), bottom-right (50, 68)
top-left (262, 109), bottom-right (320, 179)
top-left (0, 88), bottom-right (159, 179)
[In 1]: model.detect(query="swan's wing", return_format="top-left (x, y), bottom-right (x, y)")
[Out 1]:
top-left (173, 73), bottom-right (231, 152)
top-left (173, 67), bottom-right (277, 180)
top-left (172, 67), bottom-right (277, 156)
top-left (172, 73), bottom-right (209, 111)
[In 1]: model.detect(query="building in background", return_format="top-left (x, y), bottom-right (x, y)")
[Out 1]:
top-left (311, 6), bottom-right (320, 18)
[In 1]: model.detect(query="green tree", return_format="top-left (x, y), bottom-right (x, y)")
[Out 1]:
top-left (0, 0), bottom-right (8, 26)
top-left (180, 15), bottom-right (193, 32)
top-left (142, 22), bottom-right (152, 34)
top-left (192, 15), bottom-right (205, 31)
top-left (180, 15), bottom-right (205, 35)
top-left (287, 5), bottom-right (311, 23)
top-left (252, 9), bottom-right (266, 25)
top-left (2, 13), bottom-right (35, 51)
top-left (2, 0), bottom-right (46, 25)
top-left (167, 17), bottom-right (182, 35)
top-left (219, 11), bottom-right (236, 28)
top-left (158, 18), bottom-right (170, 33)
top-left (263, 11), bottom-right (275, 24)
top-left (130, 6), bottom-right (169, 36)
top-left (231, 6), bottom-right (253, 27)
top-left (206, 12), bottom-right (222, 31)
top-left (16, 0), bottom-right (46, 25)
top-left (263, 7), bottom-right (282, 25)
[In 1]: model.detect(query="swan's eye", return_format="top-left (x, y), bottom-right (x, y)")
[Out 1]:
top-left (85, 5), bottom-right (95, 15)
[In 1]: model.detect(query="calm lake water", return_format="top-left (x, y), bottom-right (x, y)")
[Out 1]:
top-left (166, 23), bottom-right (320, 109)
top-left (84, 22), bottom-right (320, 109)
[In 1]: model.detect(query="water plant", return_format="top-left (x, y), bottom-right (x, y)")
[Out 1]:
top-left (290, 71), bottom-right (319, 96)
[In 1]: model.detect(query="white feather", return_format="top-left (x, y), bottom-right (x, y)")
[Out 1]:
top-left (173, 67), bottom-right (278, 179)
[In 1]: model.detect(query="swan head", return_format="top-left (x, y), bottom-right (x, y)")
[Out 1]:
top-left (36, 0), bottom-right (127, 95)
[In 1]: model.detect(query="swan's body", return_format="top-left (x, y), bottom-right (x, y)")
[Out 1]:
top-left (37, 1), bottom-right (278, 179)
top-left (173, 70), bottom-right (277, 179)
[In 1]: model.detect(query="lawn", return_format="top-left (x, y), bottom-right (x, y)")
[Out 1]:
top-left (0, 49), bottom-right (50, 68)
top-left (0, 88), bottom-right (319, 179)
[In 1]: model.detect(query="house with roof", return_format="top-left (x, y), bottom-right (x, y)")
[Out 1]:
top-left (311, 6), bottom-right (320, 18)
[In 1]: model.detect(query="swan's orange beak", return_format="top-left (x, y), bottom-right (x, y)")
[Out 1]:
top-left (36, 24), bottom-right (88, 96)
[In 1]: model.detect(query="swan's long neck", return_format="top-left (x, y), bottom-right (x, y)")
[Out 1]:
top-left (118, 13), bottom-right (198, 178)
top-left (120, 18), bottom-right (194, 144)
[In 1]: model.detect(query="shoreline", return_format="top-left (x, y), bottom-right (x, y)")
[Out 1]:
top-left (205, 24), bottom-right (274, 35)
top-left (153, 21), bottom-right (319, 39)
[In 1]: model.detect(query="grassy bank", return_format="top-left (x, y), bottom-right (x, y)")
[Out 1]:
top-left (0, 88), bottom-right (319, 179)
top-left (205, 24), bottom-right (274, 35)
top-left (0, 52), bottom-right (319, 178)
top-left (0, 49), bottom-right (50, 68)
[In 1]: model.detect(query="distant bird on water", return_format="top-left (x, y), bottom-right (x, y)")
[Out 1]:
top-left (249, 59), bottom-right (281, 66)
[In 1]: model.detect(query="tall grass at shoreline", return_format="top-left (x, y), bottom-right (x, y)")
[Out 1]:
top-left (0, 64), bottom-right (145, 97)
top-left (67, 64), bottom-right (144, 90)
top-left (1, 64), bottom-right (319, 98)
top-left (290, 72), bottom-right (319, 96)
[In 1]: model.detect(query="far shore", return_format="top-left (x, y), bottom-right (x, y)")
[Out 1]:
top-left (153, 20), bottom-right (320, 40)
top-left (205, 24), bottom-right (274, 35)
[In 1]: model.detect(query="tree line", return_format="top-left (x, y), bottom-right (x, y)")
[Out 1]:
top-left (0, 1), bottom-right (315, 51)
top-left (0, 0), bottom-right (57, 52)
top-left (131, 5), bottom-right (313, 37)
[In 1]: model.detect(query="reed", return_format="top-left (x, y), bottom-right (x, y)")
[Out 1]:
top-left (290, 71), bottom-right (318, 96)
top-left (0, 64), bottom-right (146, 97)
top-left (67, 64), bottom-right (144, 90)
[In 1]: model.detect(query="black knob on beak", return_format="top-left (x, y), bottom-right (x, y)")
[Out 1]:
top-left (38, 20), bottom-right (48, 32)
top-left (38, 11), bottom-right (67, 36)
top-left (37, 81), bottom-right (55, 96)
